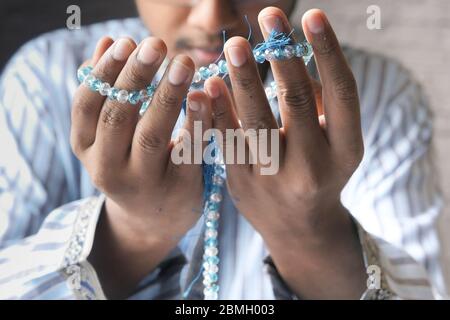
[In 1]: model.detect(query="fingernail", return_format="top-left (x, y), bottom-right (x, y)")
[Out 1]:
top-left (189, 100), bottom-right (201, 112)
top-left (262, 15), bottom-right (283, 34)
top-left (205, 82), bottom-right (220, 99)
top-left (168, 59), bottom-right (191, 86)
top-left (137, 40), bottom-right (161, 65)
top-left (306, 12), bottom-right (325, 34)
top-left (227, 46), bottom-right (247, 68)
top-left (112, 38), bottom-right (133, 61)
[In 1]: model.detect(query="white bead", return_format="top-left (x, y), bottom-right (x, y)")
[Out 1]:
top-left (284, 45), bottom-right (295, 59)
top-left (207, 211), bottom-right (220, 220)
top-left (203, 262), bottom-right (219, 273)
top-left (265, 86), bottom-right (276, 100)
top-left (214, 156), bottom-right (224, 165)
top-left (205, 228), bottom-right (218, 238)
top-left (209, 264), bottom-right (219, 273)
top-left (205, 247), bottom-right (218, 256)
top-left (210, 192), bottom-right (222, 203)
top-left (208, 63), bottom-right (220, 76)
top-left (193, 71), bottom-right (202, 84)
top-left (212, 175), bottom-right (224, 186)
top-left (99, 82), bottom-right (111, 96)
top-left (84, 75), bottom-right (95, 86)
top-left (117, 90), bottom-right (129, 103)
top-left (139, 89), bottom-right (148, 102)
top-left (264, 49), bottom-right (275, 61)
top-left (204, 291), bottom-right (218, 300)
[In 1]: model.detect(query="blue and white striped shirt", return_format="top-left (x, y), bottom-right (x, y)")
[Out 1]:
top-left (0, 18), bottom-right (446, 300)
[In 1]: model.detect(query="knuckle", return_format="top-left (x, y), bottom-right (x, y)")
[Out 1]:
top-left (333, 75), bottom-right (359, 103)
top-left (279, 83), bottom-right (315, 117)
top-left (314, 39), bottom-right (339, 57)
top-left (246, 114), bottom-right (272, 132)
top-left (100, 105), bottom-right (130, 129)
top-left (136, 131), bottom-right (164, 155)
top-left (72, 92), bottom-right (96, 118)
top-left (233, 71), bottom-right (258, 92)
top-left (154, 86), bottom-right (179, 112)
top-left (212, 104), bottom-right (228, 124)
top-left (94, 61), bottom-right (118, 82)
top-left (90, 167), bottom-right (111, 191)
top-left (176, 131), bottom-right (195, 149)
top-left (256, 114), bottom-right (273, 131)
top-left (125, 64), bottom-right (149, 88)
top-left (292, 174), bottom-right (322, 201)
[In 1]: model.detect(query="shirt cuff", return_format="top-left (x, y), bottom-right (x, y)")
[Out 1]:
top-left (262, 219), bottom-right (397, 300)
top-left (60, 195), bottom-right (187, 300)
top-left (356, 223), bottom-right (397, 300)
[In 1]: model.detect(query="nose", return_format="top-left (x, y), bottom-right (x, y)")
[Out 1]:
top-left (187, 0), bottom-right (238, 35)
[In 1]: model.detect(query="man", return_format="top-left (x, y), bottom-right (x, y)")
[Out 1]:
top-left (0, 0), bottom-right (446, 299)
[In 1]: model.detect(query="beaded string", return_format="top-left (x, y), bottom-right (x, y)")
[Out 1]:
top-left (77, 32), bottom-right (312, 115)
top-left (77, 29), bottom-right (313, 300)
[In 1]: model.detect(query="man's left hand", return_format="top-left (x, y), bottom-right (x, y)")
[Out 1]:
top-left (204, 7), bottom-right (366, 299)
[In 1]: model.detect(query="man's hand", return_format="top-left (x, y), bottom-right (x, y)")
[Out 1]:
top-left (70, 36), bottom-right (211, 298)
top-left (204, 8), bottom-right (366, 299)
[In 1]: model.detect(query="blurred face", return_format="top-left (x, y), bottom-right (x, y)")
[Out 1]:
top-left (135, 0), bottom-right (295, 68)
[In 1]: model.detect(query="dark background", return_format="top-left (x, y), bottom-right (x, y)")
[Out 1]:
top-left (0, 0), bottom-right (137, 71)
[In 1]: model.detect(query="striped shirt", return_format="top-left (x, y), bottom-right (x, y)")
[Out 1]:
top-left (0, 18), bottom-right (446, 300)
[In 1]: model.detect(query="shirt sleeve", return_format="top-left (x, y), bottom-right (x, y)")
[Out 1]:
top-left (0, 43), bottom-right (67, 246)
top-left (0, 194), bottom-right (187, 300)
top-left (262, 219), bottom-right (435, 300)
top-left (341, 51), bottom-right (446, 298)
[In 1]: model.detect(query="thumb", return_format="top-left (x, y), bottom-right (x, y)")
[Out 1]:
top-left (176, 90), bottom-right (212, 166)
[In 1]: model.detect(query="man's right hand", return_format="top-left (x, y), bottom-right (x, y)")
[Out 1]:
top-left (70, 36), bottom-right (211, 298)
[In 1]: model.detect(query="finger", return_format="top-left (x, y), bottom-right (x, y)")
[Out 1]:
top-left (132, 55), bottom-right (194, 174)
top-left (92, 36), bottom-right (114, 65)
top-left (205, 77), bottom-right (251, 173)
top-left (205, 77), bottom-right (240, 134)
top-left (71, 37), bottom-right (113, 156)
top-left (311, 78), bottom-right (324, 117)
top-left (71, 38), bottom-right (134, 154)
top-left (171, 91), bottom-right (212, 173)
top-left (184, 90), bottom-right (212, 154)
top-left (258, 7), bottom-right (323, 147)
top-left (302, 9), bottom-right (363, 159)
top-left (223, 36), bottom-right (278, 132)
top-left (309, 78), bottom-right (326, 133)
top-left (95, 37), bottom-right (166, 164)
top-left (79, 36), bottom-right (113, 69)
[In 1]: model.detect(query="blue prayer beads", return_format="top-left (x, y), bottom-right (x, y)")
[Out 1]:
top-left (192, 62), bottom-right (229, 86)
top-left (201, 163), bottom-right (225, 300)
top-left (253, 41), bottom-right (313, 64)
top-left (252, 29), bottom-right (313, 64)
top-left (76, 66), bottom-right (157, 115)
